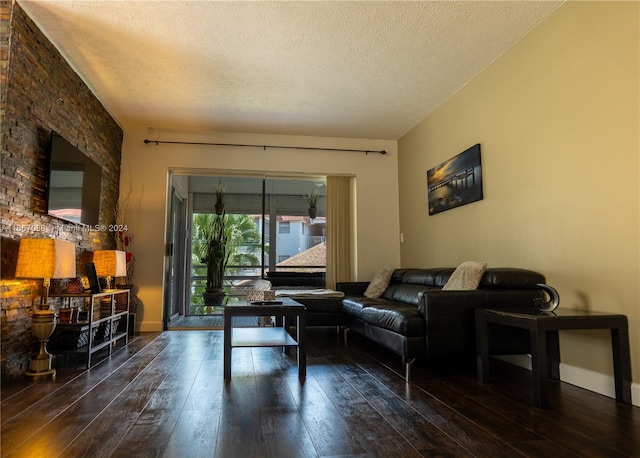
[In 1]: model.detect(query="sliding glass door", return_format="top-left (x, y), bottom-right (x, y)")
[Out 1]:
top-left (189, 175), bottom-right (326, 314)
top-left (164, 185), bottom-right (187, 328)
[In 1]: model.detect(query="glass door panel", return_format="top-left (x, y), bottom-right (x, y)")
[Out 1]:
top-left (189, 175), bottom-right (325, 314)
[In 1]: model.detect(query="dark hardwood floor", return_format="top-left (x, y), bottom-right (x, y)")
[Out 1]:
top-left (2, 328), bottom-right (639, 457)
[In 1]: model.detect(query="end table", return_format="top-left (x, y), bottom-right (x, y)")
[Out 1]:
top-left (475, 307), bottom-right (632, 409)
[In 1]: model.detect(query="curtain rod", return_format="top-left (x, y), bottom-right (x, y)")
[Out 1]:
top-left (143, 139), bottom-right (387, 155)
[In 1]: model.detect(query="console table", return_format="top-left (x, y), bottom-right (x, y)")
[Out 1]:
top-left (50, 289), bottom-right (130, 368)
top-left (223, 298), bottom-right (306, 380)
top-left (475, 307), bottom-right (632, 409)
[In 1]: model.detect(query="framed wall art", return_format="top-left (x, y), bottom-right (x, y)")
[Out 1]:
top-left (426, 143), bottom-right (483, 215)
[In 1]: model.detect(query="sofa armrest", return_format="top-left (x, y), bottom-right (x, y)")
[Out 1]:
top-left (417, 289), bottom-right (542, 356)
top-left (418, 289), bottom-right (542, 317)
top-left (336, 281), bottom-right (369, 296)
top-left (418, 290), bottom-right (489, 319)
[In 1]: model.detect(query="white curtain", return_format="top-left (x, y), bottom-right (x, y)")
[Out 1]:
top-left (325, 175), bottom-right (355, 289)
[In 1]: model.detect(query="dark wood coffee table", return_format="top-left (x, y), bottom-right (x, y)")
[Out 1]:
top-left (223, 298), bottom-right (306, 380)
top-left (475, 307), bottom-right (632, 409)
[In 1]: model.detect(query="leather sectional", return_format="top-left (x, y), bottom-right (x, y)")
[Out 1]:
top-left (268, 267), bottom-right (546, 380)
top-left (336, 267), bottom-right (546, 379)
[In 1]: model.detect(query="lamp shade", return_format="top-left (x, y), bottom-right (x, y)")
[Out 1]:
top-left (93, 250), bottom-right (127, 278)
top-left (15, 239), bottom-right (76, 280)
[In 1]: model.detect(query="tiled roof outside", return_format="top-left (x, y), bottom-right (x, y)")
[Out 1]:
top-left (276, 242), bottom-right (326, 272)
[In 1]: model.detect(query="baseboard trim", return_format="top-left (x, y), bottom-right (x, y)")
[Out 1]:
top-left (494, 355), bottom-right (639, 407)
top-left (138, 321), bottom-right (164, 332)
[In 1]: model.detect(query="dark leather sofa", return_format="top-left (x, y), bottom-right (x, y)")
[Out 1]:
top-left (336, 267), bottom-right (546, 380)
top-left (266, 271), bottom-right (326, 288)
top-left (266, 271), bottom-right (345, 327)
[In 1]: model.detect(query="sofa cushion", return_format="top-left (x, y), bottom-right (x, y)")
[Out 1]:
top-left (395, 269), bottom-right (438, 286)
top-left (364, 266), bottom-right (393, 298)
top-left (479, 268), bottom-right (546, 288)
top-left (342, 296), bottom-right (379, 319)
top-left (435, 269), bottom-right (456, 287)
top-left (388, 268), bottom-right (455, 287)
top-left (361, 303), bottom-right (425, 336)
top-left (442, 261), bottom-right (487, 291)
top-left (381, 283), bottom-right (439, 306)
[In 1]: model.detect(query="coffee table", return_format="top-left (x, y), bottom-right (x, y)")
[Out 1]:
top-left (475, 307), bottom-right (632, 409)
top-left (223, 298), bottom-right (306, 380)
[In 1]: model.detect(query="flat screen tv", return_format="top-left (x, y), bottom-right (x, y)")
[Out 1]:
top-left (46, 131), bottom-right (102, 226)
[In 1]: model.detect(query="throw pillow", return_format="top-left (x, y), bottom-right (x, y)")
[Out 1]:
top-left (364, 266), bottom-right (394, 298)
top-left (231, 278), bottom-right (272, 291)
top-left (252, 279), bottom-right (272, 291)
top-left (442, 261), bottom-right (487, 291)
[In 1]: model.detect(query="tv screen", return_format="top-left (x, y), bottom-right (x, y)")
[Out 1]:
top-left (46, 131), bottom-right (102, 226)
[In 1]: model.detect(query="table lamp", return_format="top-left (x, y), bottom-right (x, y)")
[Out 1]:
top-left (93, 250), bottom-right (126, 289)
top-left (15, 238), bottom-right (76, 380)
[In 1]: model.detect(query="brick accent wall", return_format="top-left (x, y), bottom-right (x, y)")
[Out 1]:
top-left (0, 2), bottom-right (123, 380)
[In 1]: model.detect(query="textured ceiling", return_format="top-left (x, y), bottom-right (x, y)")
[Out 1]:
top-left (19, 1), bottom-right (561, 140)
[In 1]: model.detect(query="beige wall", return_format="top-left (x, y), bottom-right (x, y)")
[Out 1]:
top-left (120, 129), bottom-right (399, 331)
top-left (398, 2), bottom-right (639, 397)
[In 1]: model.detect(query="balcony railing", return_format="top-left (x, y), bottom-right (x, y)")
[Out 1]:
top-left (189, 264), bottom-right (325, 314)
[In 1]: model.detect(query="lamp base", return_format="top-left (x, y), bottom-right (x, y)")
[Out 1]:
top-left (26, 371), bottom-right (56, 381)
top-left (27, 308), bottom-right (57, 381)
top-left (26, 360), bottom-right (56, 380)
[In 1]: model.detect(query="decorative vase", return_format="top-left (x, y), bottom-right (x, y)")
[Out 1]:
top-left (203, 287), bottom-right (226, 306)
top-left (59, 308), bottom-right (72, 323)
top-left (308, 206), bottom-right (317, 219)
top-left (215, 203), bottom-right (225, 215)
top-left (535, 283), bottom-right (560, 312)
top-left (116, 283), bottom-right (138, 314)
top-left (66, 278), bottom-right (84, 294)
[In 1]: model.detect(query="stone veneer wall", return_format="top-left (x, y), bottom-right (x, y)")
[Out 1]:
top-left (0, 2), bottom-right (123, 380)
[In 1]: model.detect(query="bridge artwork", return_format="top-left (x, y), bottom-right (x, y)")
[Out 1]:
top-left (426, 144), bottom-right (484, 215)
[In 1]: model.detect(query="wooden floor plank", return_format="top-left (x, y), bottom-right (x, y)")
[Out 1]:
top-left (307, 362), bottom-right (427, 457)
top-left (339, 343), bottom-right (526, 457)
top-left (2, 328), bottom-right (638, 457)
top-left (0, 333), bottom-right (158, 424)
top-left (284, 375), bottom-right (368, 457)
top-left (259, 410), bottom-right (319, 458)
top-left (430, 363), bottom-right (638, 457)
top-left (162, 411), bottom-right (220, 458)
top-left (214, 376), bottom-right (266, 457)
top-left (1, 334), bottom-right (167, 455)
top-left (66, 348), bottom-right (188, 457)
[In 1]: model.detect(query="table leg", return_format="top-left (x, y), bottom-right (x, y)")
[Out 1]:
top-left (611, 327), bottom-right (632, 404)
top-left (297, 312), bottom-right (306, 380)
top-left (223, 312), bottom-right (232, 380)
top-left (530, 329), bottom-right (549, 409)
top-left (546, 330), bottom-right (561, 381)
top-left (282, 314), bottom-right (290, 355)
top-left (476, 317), bottom-right (490, 383)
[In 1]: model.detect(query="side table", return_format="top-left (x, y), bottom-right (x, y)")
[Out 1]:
top-left (224, 298), bottom-right (306, 380)
top-left (50, 289), bottom-right (130, 368)
top-left (475, 307), bottom-right (632, 409)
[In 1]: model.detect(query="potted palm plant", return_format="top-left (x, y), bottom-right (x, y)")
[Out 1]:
top-left (214, 184), bottom-right (226, 215)
top-left (195, 212), bottom-right (231, 306)
top-left (304, 190), bottom-right (319, 219)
